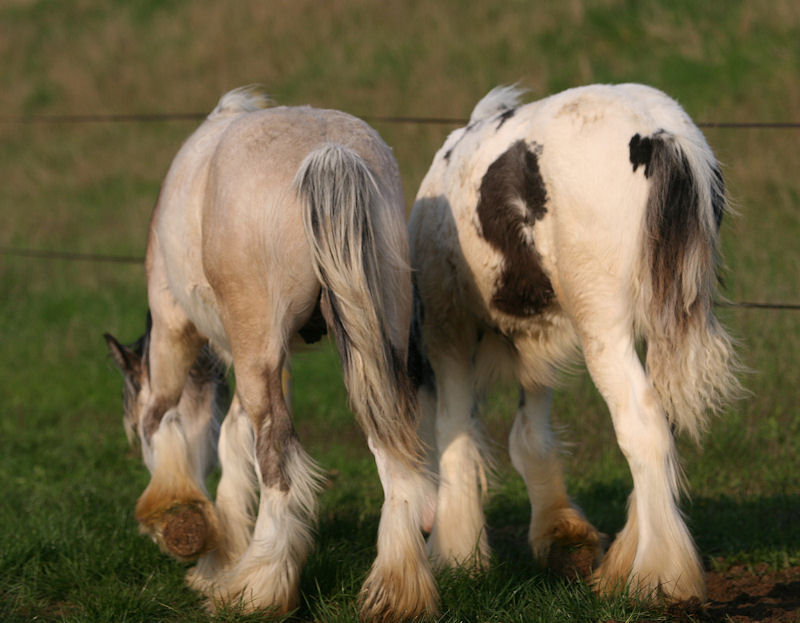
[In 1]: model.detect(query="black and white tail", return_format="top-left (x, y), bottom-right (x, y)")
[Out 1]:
top-left (294, 144), bottom-right (423, 465)
top-left (633, 130), bottom-right (742, 440)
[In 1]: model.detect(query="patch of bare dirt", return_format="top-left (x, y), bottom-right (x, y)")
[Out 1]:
top-left (621, 565), bottom-right (800, 622)
top-left (701, 564), bottom-right (800, 622)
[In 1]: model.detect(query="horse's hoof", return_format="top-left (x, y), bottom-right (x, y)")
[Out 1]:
top-left (137, 500), bottom-right (216, 561)
top-left (161, 504), bottom-right (210, 559)
top-left (548, 538), bottom-right (601, 581)
top-left (532, 507), bottom-right (603, 581)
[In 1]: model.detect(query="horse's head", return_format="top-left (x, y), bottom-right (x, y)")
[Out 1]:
top-left (104, 315), bottom-right (152, 447)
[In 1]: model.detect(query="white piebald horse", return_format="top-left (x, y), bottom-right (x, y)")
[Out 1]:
top-left (409, 83), bottom-right (741, 601)
top-left (106, 86), bottom-right (437, 621)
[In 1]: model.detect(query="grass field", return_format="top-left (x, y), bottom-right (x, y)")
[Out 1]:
top-left (1, 1), bottom-right (799, 621)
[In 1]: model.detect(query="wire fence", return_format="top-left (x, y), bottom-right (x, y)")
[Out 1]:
top-left (2, 244), bottom-right (797, 311)
top-left (2, 111), bottom-right (798, 311)
top-left (2, 112), bottom-right (800, 129)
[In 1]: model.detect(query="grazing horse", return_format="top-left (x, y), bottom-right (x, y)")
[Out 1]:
top-left (409, 83), bottom-right (741, 601)
top-left (105, 86), bottom-right (437, 621)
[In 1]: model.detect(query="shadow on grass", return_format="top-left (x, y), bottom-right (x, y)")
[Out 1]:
top-left (293, 483), bottom-right (800, 621)
top-left (688, 493), bottom-right (800, 567)
top-left (491, 479), bottom-right (800, 568)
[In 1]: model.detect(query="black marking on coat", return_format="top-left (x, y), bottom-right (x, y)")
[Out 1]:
top-left (629, 133), bottom-right (656, 177)
top-left (496, 107), bottom-right (516, 130)
top-left (442, 120), bottom-right (482, 166)
top-left (476, 140), bottom-right (554, 317)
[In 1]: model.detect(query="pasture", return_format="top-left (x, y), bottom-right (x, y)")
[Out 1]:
top-left (1, 1), bottom-right (798, 621)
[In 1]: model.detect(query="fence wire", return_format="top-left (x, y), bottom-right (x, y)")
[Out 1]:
top-left (1, 112), bottom-right (800, 128)
top-left (1, 111), bottom-right (798, 311)
top-left (2, 246), bottom-right (798, 311)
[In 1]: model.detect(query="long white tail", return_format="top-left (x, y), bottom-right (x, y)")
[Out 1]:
top-left (294, 144), bottom-right (423, 466)
top-left (634, 130), bottom-right (742, 440)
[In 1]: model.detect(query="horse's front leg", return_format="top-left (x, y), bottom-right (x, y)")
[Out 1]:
top-left (187, 395), bottom-right (257, 593)
top-left (509, 384), bottom-right (601, 578)
top-left (133, 313), bottom-right (222, 561)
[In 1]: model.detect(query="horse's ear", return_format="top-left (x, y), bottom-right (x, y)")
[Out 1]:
top-left (104, 332), bottom-right (140, 375)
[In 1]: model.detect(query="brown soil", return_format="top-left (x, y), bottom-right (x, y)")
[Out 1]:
top-left (612, 564), bottom-right (800, 622)
top-left (701, 564), bottom-right (800, 623)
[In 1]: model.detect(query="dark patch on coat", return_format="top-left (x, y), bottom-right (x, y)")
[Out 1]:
top-left (255, 367), bottom-right (298, 492)
top-left (187, 344), bottom-right (231, 412)
top-left (629, 133), bottom-right (657, 177)
top-left (142, 397), bottom-right (173, 442)
top-left (140, 348), bottom-right (228, 444)
top-left (442, 121), bottom-right (481, 165)
top-left (496, 107), bottom-right (516, 130)
top-left (476, 140), bottom-right (554, 317)
top-left (137, 312), bottom-right (169, 443)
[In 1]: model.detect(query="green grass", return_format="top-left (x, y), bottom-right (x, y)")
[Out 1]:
top-left (1, 0), bottom-right (799, 621)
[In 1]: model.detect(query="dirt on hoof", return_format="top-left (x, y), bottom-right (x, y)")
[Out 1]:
top-left (161, 505), bottom-right (209, 559)
top-left (547, 540), bottom-right (598, 581)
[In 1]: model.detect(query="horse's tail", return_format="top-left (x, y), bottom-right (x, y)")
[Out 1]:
top-left (294, 144), bottom-right (423, 466)
top-left (207, 84), bottom-right (273, 120)
top-left (633, 130), bottom-right (742, 441)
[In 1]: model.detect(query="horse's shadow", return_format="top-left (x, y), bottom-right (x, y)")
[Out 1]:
top-left (491, 479), bottom-right (800, 565)
top-left (487, 483), bottom-right (800, 619)
top-left (298, 484), bottom-right (799, 620)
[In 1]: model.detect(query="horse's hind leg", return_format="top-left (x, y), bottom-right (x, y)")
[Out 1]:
top-left (578, 318), bottom-right (705, 600)
top-left (509, 385), bottom-right (600, 578)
